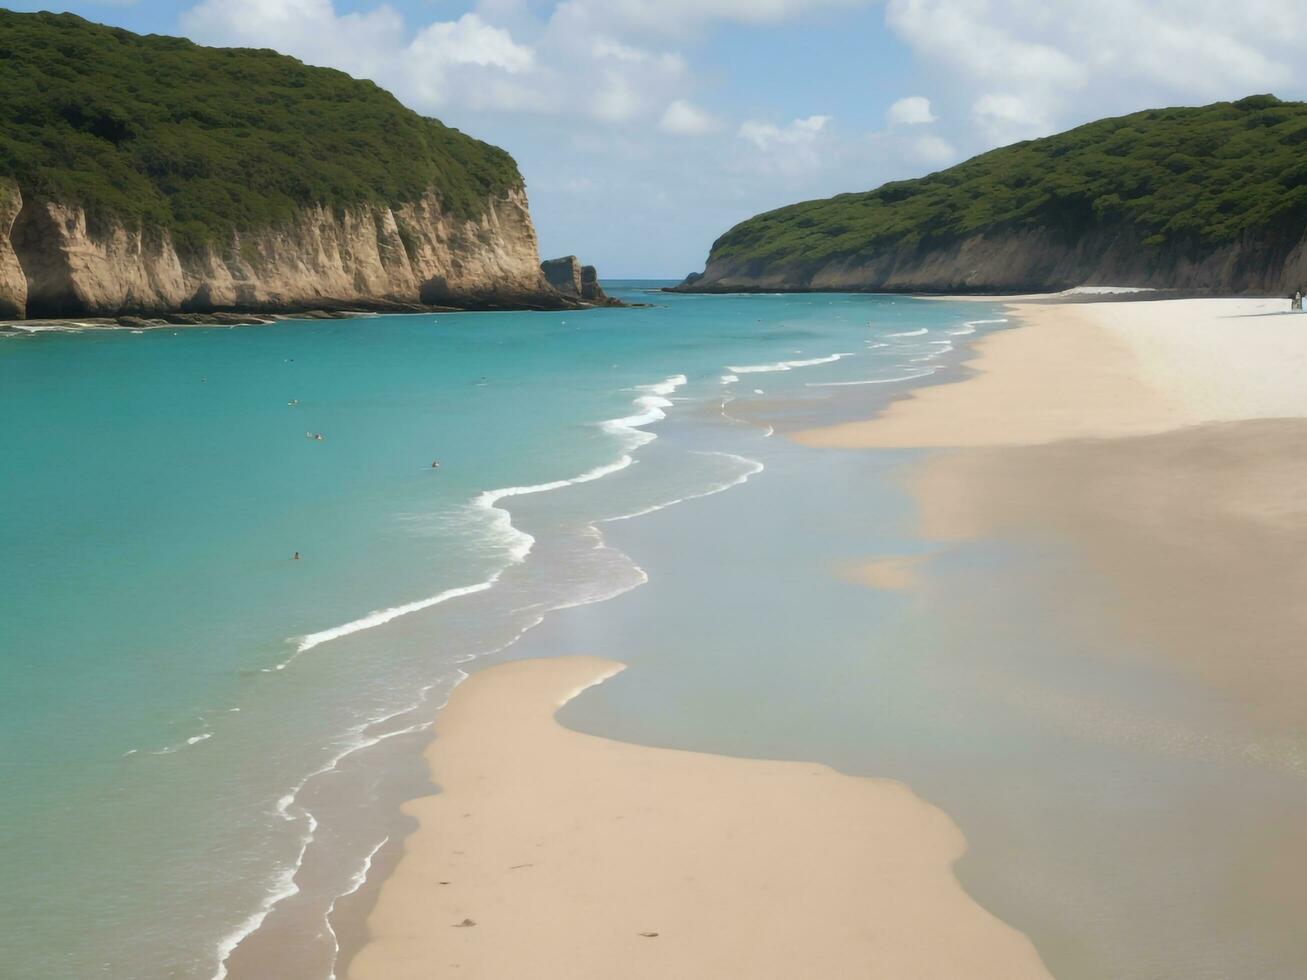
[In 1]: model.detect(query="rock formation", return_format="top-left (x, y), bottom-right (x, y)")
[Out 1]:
top-left (540, 255), bottom-right (620, 306)
top-left (1, 184), bottom-right (573, 319)
top-left (0, 179), bottom-right (25, 319)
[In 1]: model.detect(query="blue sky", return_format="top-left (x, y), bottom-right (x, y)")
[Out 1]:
top-left (10, 1), bottom-right (1307, 276)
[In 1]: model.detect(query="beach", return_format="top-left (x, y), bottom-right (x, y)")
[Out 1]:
top-left (347, 295), bottom-right (1307, 979)
top-left (348, 656), bottom-right (1049, 979)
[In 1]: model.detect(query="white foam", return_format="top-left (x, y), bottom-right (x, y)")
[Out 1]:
top-left (951, 317), bottom-right (1007, 335)
top-left (325, 836), bottom-right (389, 980)
top-left (605, 452), bottom-right (764, 521)
top-left (291, 578), bottom-right (499, 657)
top-left (720, 374), bottom-right (739, 384)
top-left (599, 374), bottom-right (687, 450)
top-left (807, 368), bottom-right (937, 387)
top-left (885, 327), bottom-right (928, 337)
top-left (287, 454), bottom-right (638, 661)
top-left (727, 353), bottom-right (852, 374)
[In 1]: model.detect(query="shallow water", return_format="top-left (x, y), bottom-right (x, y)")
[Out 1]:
top-left (0, 286), bottom-right (995, 979)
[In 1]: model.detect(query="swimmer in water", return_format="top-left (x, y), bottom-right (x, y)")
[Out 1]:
top-left (431, 460), bottom-right (441, 469)
top-left (292, 552), bottom-right (300, 560)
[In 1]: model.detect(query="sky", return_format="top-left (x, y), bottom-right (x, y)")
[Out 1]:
top-left (9, 1), bottom-right (1307, 276)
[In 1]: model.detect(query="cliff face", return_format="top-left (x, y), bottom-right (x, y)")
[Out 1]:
top-left (4, 184), bottom-right (563, 319)
top-left (0, 179), bottom-right (25, 318)
top-left (685, 223), bottom-right (1307, 295)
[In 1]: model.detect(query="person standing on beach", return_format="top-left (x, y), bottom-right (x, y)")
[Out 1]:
top-left (1294, 290), bottom-right (1303, 311)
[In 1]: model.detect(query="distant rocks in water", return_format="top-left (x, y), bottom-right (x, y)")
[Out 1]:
top-left (540, 255), bottom-right (624, 307)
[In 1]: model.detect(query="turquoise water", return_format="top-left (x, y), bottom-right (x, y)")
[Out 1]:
top-left (0, 286), bottom-right (997, 979)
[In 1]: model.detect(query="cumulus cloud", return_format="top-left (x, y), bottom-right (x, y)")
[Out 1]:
top-left (884, 0), bottom-right (1307, 145)
top-left (660, 99), bottom-right (717, 134)
top-left (910, 133), bottom-right (957, 165)
top-left (886, 95), bottom-right (936, 125)
top-left (738, 114), bottom-right (831, 151)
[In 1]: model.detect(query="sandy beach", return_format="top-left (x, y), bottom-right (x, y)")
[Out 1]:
top-left (347, 295), bottom-right (1307, 979)
top-left (798, 297), bottom-right (1307, 448)
top-left (348, 656), bottom-right (1050, 979)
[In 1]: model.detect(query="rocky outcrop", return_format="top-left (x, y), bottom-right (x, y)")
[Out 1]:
top-left (0, 178), bottom-right (25, 318)
top-left (579, 265), bottom-right (612, 303)
top-left (2, 185), bottom-right (571, 319)
top-left (678, 222), bottom-right (1307, 296)
top-left (540, 255), bottom-right (620, 306)
top-left (541, 255), bottom-right (583, 297)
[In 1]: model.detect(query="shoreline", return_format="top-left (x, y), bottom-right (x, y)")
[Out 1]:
top-left (348, 657), bottom-right (1051, 979)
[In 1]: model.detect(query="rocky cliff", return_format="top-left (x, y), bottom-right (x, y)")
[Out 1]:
top-left (684, 222), bottom-right (1307, 296)
top-left (0, 10), bottom-right (574, 321)
top-left (0, 179), bottom-right (25, 319)
top-left (3, 183), bottom-right (563, 319)
top-left (678, 96), bottom-right (1307, 296)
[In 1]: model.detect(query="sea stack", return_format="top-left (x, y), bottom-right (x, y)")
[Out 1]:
top-left (541, 255), bottom-right (620, 305)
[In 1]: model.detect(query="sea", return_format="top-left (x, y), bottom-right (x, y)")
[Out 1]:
top-left (4, 285), bottom-right (1306, 979)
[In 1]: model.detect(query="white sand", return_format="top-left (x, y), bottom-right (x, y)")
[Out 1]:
top-left (798, 298), bottom-right (1307, 448)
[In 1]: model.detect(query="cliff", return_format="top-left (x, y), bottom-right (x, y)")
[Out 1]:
top-left (7, 182), bottom-right (558, 318)
top-left (679, 95), bottom-right (1307, 296)
top-left (0, 11), bottom-right (565, 319)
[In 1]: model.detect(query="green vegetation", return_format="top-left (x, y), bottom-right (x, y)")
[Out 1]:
top-left (0, 10), bottom-right (522, 253)
top-left (711, 95), bottom-right (1307, 268)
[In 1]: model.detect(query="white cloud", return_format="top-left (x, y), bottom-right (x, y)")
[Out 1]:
top-left (660, 99), bottom-right (717, 134)
top-left (554, 0), bottom-right (873, 36)
top-left (738, 114), bottom-right (831, 151)
top-left (884, 0), bottom-right (1307, 146)
top-left (887, 95), bottom-right (936, 125)
top-left (910, 133), bottom-right (957, 165)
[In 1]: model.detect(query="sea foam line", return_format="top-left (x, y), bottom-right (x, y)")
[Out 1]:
top-left (284, 375), bottom-right (686, 660)
top-left (605, 451), bottom-right (764, 521)
top-left (726, 353), bottom-right (852, 374)
top-left (807, 368), bottom-right (937, 387)
top-left (884, 327), bottom-right (928, 338)
top-left (325, 835), bottom-right (389, 980)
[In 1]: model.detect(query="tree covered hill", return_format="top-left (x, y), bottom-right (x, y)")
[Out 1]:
top-left (686, 95), bottom-right (1307, 293)
top-left (0, 9), bottom-right (522, 253)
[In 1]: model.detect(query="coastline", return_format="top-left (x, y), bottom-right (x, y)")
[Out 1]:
top-left (348, 657), bottom-right (1051, 980)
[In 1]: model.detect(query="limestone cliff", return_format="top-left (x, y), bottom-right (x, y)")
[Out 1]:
top-left (0, 179), bottom-right (25, 319)
top-left (683, 223), bottom-right (1307, 296)
top-left (4, 185), bottom-right (567, 319)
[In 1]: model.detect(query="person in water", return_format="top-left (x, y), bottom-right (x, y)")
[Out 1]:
top-left (431, 460), bottom-right (441, 469)
top-left (292, 552), bottom-right (300, 561)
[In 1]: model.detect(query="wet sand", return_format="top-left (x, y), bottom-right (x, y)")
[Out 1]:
top-left (349, 656), bottom-right (1050, 980)
top-left (799, 296), bottom-right (1307, 973)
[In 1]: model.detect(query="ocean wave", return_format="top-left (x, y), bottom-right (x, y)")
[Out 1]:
top-left (282, 374), bottom-right (686, 661)
top-left (807, 368), bottom-right (937, 387)
top-left (288, 578), bottom-right (500, 660)
top-left (605, 452), bottom-right (764, 521)
top-left (952, 316), bottom-right (1009, 335)
top-left (599, 374), bottom-right (687, 450)
top-left (720, 374), bottom-right (739, 384)
top-left (325, 836), bottom-right (389, 980)
top-left (884, 327), bottom-right (928, 337)
top-left (726, 353), bottom-right (852, 374)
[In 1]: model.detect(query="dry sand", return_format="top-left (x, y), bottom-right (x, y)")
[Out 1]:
top-left (797, 297), bottom-right (1307, 448)
top-left (349, 656), bottom-right (1050, 980)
